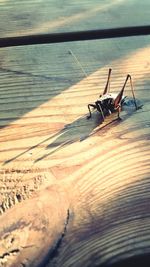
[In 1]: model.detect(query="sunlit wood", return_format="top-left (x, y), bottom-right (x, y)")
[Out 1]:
top-left (0, 1), bottom-right (150, 266)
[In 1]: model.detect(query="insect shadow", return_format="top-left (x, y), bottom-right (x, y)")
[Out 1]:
top-left (35, 97), bottom-right (143, 162)
top-left (34, 112), bottom-right (122, 163)
top-left (1, 112), bottom-right (95, 164)
top-left (3, 96), bottom-right (142, 165)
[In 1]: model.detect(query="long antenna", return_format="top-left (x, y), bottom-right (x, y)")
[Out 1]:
top-left (68, 49), bottom-right (88, 78)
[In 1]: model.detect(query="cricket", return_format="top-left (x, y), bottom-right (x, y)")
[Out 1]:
top-left (69, 50), bottom-right (140, 122)
top-left (87, 68), bottom-right (139, 121)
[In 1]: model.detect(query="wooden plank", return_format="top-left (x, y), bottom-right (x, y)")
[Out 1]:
top-left (0, 40), bottom-right (150, 266)
top-left (0, 1), bottom-right (150, 266)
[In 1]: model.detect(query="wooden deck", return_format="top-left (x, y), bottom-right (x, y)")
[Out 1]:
top-left (0, 1), bottom-right (150, 266)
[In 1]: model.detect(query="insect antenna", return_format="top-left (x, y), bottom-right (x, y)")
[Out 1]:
top-left (68, 49), bottom-right (88, 78)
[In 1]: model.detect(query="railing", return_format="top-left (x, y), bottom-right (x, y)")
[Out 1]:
top-left (0, 25), bottom-right (150, 48)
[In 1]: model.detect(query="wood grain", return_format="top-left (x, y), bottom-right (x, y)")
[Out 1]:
top-left (0, 1), bottom-right (150, 266)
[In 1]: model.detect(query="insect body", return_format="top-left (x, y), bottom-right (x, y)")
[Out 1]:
top-left (87, 68), bottom-right (138, 121)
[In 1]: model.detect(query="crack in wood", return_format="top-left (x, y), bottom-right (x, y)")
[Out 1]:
top-left (40, 209), bottom-right (70, 267)
top-left (50, 209), bottom-right (70, 260)
top-left (0, 248), bottom-right (20, 260)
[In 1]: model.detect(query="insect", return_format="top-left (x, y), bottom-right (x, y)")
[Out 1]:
top-left (87, 68), bottom-right (138, 121)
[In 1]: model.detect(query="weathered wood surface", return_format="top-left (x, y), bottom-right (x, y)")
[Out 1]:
top-left (0, 1), bottom-right (150, 266)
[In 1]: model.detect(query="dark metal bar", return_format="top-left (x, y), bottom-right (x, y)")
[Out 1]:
top-left (0, 25), bottom-right (150, 48)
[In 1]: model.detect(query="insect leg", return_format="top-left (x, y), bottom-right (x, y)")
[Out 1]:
top-left (128, 75), bottom-right (138, 110)
top-left (87, 104), bottom-right (96, 119)
top-left (117, 105), bottom-right (122, 120)
top-left (114, 74), bottom-right (129, 109)
top-left (103, 68), bottom-right (112, 95)
top-left (96, 102), bottom-right (105, 121)
top-left (114, 74), bottom-right (139, 111)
